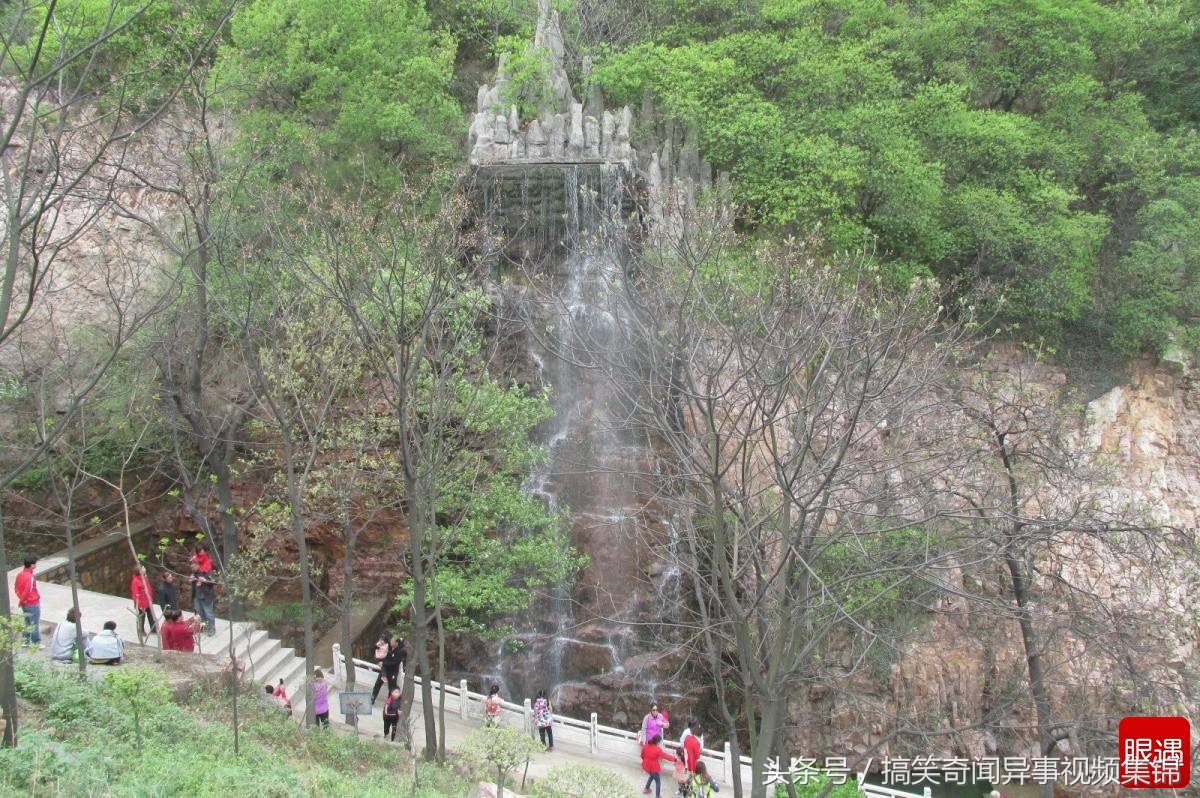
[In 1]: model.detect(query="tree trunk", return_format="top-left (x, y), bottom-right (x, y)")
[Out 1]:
top-left (280, 425), bottom-right (316, 728)
top-left (64, 515), bottom-right (87, 681)
top-left (341, 522), bottom-right (357, 727)
top-left (1004, 543), bottom-right (1055, 798)
top-left (406, 486), bottom-right (437, 759)
top-left (0, 507), bottom-right (17, 747)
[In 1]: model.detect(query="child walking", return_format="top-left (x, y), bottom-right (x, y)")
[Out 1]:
top-left (641, 733), bottom-right (677, 797)
top-left (533, 689), bottom-right (554, 750)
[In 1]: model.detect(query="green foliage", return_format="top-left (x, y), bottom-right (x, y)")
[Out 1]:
top-left (772, 773), bottom-right (861, 798)
top-left (530, 765), bottom-right (641, 798)
top-left (5, 0), bottom-right (231, 114)
top-left (819, 526), bottom-right (937, 625)
top-left (497, 37), bottom-right (556, 122)
top-left (6, 658), bottom-right (469, 797)
top-left (219, 0), bottom-right (460, 170)
top-left (461, 725), bottom-right (543, 795)
top-left (593, 0), bottom-right (1200, 355)
top-left (102, 665), bottom-right (172, 751)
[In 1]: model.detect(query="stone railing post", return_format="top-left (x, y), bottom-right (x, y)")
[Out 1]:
top-left (589, 712), bottom-right (598, 754)
top-left (523, 698), bottom-right (533, 734)
top-left (331, 644), bottom-right (343, 683)
top-left (459, 679), bottom-right (469, 719)
top-left (923, 790), bottom-right (932, 798)
top-left (723, 742), bottom-right (732, 783)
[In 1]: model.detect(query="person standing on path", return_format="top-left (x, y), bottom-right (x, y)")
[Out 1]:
top-left (383, 688), bottom-right (402, 741)
top-left (310, 668), bottom-right (330, 728)
top-left (533, 689), bottom-right (554, 750)
top-left (14, 555), bottom-right (41, 648)
top-left (130, 566), bottom-right (157, 638)
top-left (156, 571), bottom-right (179, 615)
top-left (371, 637), bottom-right (405, 703)
top-left (640, 702), bottom-right (668, 744)
top-left (640, 733), bottom-right (677, 797)
top-left (483, 684), bottom-right (502, 726)
top-left (192, 569), bottom-right (216, 636)
top-left (683, 723), bottom-right (703, 772)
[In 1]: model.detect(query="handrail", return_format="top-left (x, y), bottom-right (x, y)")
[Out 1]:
top-left (330, 642), bottom-right (927, 798)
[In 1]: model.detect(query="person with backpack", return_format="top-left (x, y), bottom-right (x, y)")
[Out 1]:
top-left (533, 689), bottom-right (554, 750)
top-left (383, 688), bottom-right (402, 741)
top-left (483, 684), bottom-right (502, 726)
top-left (690, 761), bottom-right (720, 796)
top-left (641, 733), bottom-right (677, 797)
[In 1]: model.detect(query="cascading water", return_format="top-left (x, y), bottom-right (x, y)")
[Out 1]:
top-left (475, 163), bottom-right (656, 711)
top-left (460, 0), bottom-right (716, 724)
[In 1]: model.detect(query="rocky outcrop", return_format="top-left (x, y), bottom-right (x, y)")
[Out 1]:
top-left (468, 1), bottom-right (634, 168)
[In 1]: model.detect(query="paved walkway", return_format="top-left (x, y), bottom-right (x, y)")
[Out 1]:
top-left (7, 562), bottom-right (671, 795)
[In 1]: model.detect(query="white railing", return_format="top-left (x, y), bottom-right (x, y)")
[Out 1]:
top-left (331, 643), bottom-right (926, 798)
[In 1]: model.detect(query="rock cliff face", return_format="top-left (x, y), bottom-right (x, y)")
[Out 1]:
top-left (784, 353), bottom-right (1199, 766)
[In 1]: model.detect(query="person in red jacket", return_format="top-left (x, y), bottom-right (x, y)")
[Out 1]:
top-left (130, 566), bottom-right (157, 638)
top-left (14, 555), bottom-right (41, 647)
top-left (159, 609), bottom-right (195, 652)
top-left (683, 722), bottom-right (703, 772)
top-left (641, 733), bottom-right (677, 797)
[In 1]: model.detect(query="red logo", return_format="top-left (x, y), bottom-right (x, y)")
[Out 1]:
top-left (1118, 716), bottom-right (1190, 789)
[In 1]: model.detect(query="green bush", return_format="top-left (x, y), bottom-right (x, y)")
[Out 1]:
top-left (7, 659), bottom-right (469, 797)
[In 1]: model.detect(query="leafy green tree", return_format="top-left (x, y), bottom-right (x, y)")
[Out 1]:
top-left (591, 0), bottom-right (1200, 354)
top-left (5, 0), bottom-right (234, 113)
top-left (461, 725), bottom-right (542, 798)
top-left (219, 0), bottom-right (460, 169)
top-left (102, 666), bottom-right (171, 752)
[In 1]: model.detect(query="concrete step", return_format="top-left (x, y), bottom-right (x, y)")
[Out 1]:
top-left (250, 644), bottom-right (295, 686)
top-left (243, 632), bottom-right (279, 672)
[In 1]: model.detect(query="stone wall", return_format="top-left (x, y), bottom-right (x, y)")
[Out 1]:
top-left (38, 519), bottom-right (164, 599)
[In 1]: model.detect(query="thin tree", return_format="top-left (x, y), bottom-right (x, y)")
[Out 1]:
top-left (535, 202), bottom-right (975, 798)
top-left (0, 0), bottom-right (234, 747)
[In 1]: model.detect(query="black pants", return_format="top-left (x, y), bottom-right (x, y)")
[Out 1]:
top-left (314, 712), bottom-right (329, 728)
top-left (383, 715), bottom-right (398, 740)
top-left (371, 666), bottom-right (399, 702)
top-left (645, 773), bottom-right (662, 798)
top-left (137, 607), bottom-right (157, 636)
top-left (538, 725), bottom-right (554, 747)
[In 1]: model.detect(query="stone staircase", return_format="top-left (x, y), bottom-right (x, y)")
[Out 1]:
top-left (204, 621), bottom-right (328, 717)
top-left (10, 558), bottom-right (324, 718)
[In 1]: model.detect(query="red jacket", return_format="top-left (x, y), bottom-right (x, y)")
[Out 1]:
top-left (131, 574), bottom-right (155, 609)
top-left (684, 734), bottom-right (702, 772)
top-left (191, 551), bottom-right (213, 574)
top-left (14, 567), bottom-right (39, 607)
top-left (160, 619), bottom-right (195, 652)
top-left (641, 742), bottom-right (676, 775)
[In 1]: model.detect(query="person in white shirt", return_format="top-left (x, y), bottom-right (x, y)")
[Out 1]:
top-left (85, 620), bottom-right (124, 664)
top-left (50, 608), bottom-right (89, 662)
